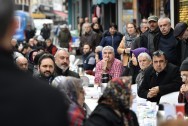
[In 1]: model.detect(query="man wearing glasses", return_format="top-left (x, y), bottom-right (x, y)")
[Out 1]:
top-left (138, 50), bottom-right (182, 103)
top-left (178, 57), bottom-right (188, 115)
top-left (94, 46), bottom-right (123, 85)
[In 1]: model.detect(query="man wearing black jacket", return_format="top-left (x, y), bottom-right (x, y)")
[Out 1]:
top-left (54, 49), bottom-right (80, 78)
top-left (0, 0), bottom-right (69, 125)
top-left (138, 50), bottom-right (182, 103)
top-left (154, 17), bottom-right (179, 66)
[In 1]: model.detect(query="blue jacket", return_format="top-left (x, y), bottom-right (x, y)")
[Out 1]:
top-left (100, 31), bottom-right (123, 59)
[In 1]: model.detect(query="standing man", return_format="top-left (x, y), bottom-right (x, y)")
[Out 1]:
top-left (54, 49), bottom-right (80, 78)
top-left (138, 50), bottom-right (182, 103)
top-left (95, 46), bottom-right (123, 84)
top-left (58, 24), bottom-right (72, 49)
top-left (0, 0), bottom-right (69, 125)
top-left (100, 23), bottom-right (123, 60)
top-left (40, 23), bottom-right (50, 40)
top-left (174, 22), bottom-right (188, 64)
top-left (132, 15), bottom-right (159, 54)
top-left (80, 23), bottom-right (100, 51)
top-left (82, 43), bottom-right (95, 70)
top-left (35, 53), bottom-right (55, 85)
top-left (154, 17), bottom-right (179, 66)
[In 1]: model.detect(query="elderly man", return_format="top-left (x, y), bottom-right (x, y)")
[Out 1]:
top-left (15, 56), bottom-right (28, 72)
top-left (35, 53), bottom-right (55, 85)
top-left (138, 50), bottom-right (182, 103)
top-left (94, 46), bottom-right (123, 85)
top-left (136, 52), bottom-right (152, 90)
top-left (55, 49), bottom-right (80, 78)
top-left (154, 17), bottom-right (179, 66)
top-left (80, 23), bottom-right (100, 51)
top-left (178, 58), bottom-right (188, 115)
top-left (0, 0), bottom-right (69, 125)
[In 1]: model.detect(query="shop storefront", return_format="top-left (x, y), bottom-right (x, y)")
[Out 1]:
top-left (179, 0), bottom-right (188, 23)
top-left (118, 0), bottom-right (138, 33)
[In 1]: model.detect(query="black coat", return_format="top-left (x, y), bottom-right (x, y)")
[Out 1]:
top-left (55, 65), bottom-right (80, 78)
top-left (138, 63), bottom-right (182, 103)
top-left (84, 103), bottom-right (139, 126)
top-left (0, 48), bottom-right (69, 126)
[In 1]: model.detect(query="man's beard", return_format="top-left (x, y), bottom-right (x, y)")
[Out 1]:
top-left (57, 64), bottom-right (69, 72)
top-left (61, 66), bottom-right (69, 72)
top-left (40, 71), bottom-right (52, 78)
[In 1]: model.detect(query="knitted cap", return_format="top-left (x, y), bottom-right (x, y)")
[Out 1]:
top-left (174, 22), bottom-right (188, 37)
top-left (180, 58), bottom-right (188, 71)
top-left (131, 47), bottom-right (150, 59)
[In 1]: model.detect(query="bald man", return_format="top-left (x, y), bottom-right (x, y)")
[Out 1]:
top-left (54, 49), bottom-right (80, 78)
top-left (15, 56), bottom-right (28, 71)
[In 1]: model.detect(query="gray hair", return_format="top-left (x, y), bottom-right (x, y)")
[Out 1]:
top-left (138, 52), bottom-right (151, 62)
top-left (158, 17), bottom-right (171, 25)
top-left (102, 46), bottom-right (114, 54)
top-left (54, 48), bottom-right (70, 58)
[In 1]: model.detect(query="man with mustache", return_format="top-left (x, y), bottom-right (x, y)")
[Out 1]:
top-left (36, 53), bottom-right (55, 85)
top-left (132, 15), bottom-right (159, 54)
top-left (55, 49), bottom-right (80, 78)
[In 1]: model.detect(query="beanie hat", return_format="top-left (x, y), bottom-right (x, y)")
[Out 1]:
top-left (131, 47), bottom-right (150, 59)
top-left (174, 22), bottom-right (188, 37)
top-left (180, 58), bottom-right (188, 71)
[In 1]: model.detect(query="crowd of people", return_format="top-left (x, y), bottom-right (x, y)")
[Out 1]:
top-left (2, 0), bottom-right (188, 125)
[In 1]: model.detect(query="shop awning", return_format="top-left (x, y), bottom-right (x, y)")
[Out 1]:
top-left (54, 11), bottom-right (68, 18)
top-left (93, 0), bottom-right (116, 5)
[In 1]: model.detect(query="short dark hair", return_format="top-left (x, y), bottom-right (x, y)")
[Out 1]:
top-left (152, 50), bottom-right (167, 60)
top-left (83, 43), bottom-right (92, 49)
top-left (0, 0), bottom-right (15, 39)
top-left (38, 53), bottom-right (55, 67)
top-left (109, 23), bottom-right (117, 30)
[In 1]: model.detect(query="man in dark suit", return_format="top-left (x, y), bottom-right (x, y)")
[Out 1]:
top-left (138, 50), bottom-right (182, 103)
top-left (0, 0), bottom-right (69, 125)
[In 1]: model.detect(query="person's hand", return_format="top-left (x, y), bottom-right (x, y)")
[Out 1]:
top-left (102, 58), bottom-right (108, 71)
top-left (124, 48), bottom-right (131, 54)
top-left (147, 86), bottom-right (159, 98)
top-left (150, 86), bottom-right (159, 94)
top-left (180, 84), bottom-right (188, 94)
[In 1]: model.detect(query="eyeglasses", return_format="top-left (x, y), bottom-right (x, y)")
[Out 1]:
top-left (152, 50), bottom-right (165, 56)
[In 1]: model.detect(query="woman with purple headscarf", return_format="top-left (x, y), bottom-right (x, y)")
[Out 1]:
top-left (121, 47), bottom-right (150, 84)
